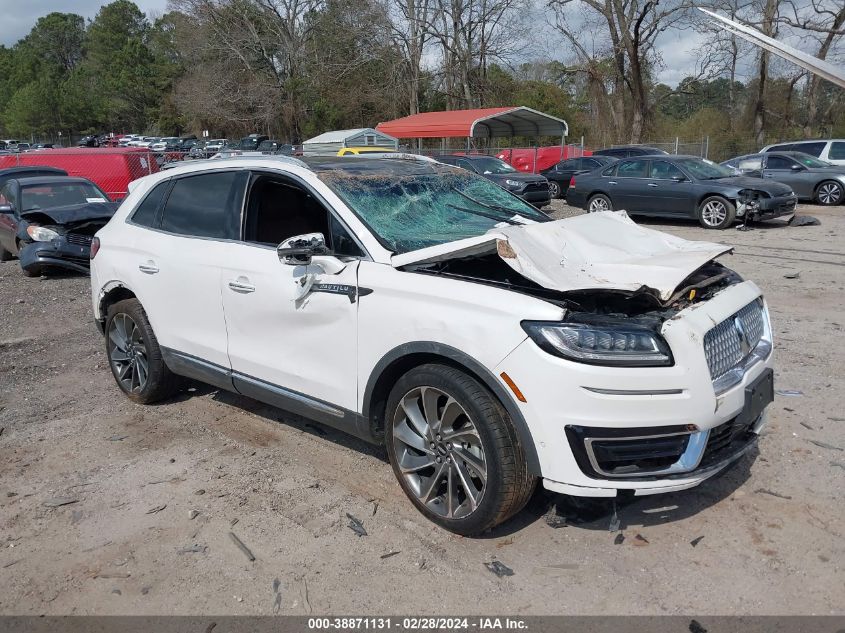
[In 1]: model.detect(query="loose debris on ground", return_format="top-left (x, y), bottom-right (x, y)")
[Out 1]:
top-left (690, 536), bottom-right (704, 547)
top-left (484, 561), bottom-right (514, 578)
top-left (228, 532), bottom-right (255, 562)
top-left (346, 513), bottom-right (367, 537)
top-left (755, 488), bottom-right (792, 500)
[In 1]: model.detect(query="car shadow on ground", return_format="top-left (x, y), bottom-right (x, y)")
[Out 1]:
top-left (633, 216), bottom-right (793, 232)
top-left (167, 382), bottom-right (756, 538)
top-left (482, 446), bottom-right (758, 539)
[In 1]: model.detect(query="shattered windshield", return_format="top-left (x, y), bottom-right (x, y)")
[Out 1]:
top-left (676, 158), bottom-right (735, 180)
top-left (22, 182), bottom-right (108, 211)
top-left (320, 168), bottom-right (549, 254)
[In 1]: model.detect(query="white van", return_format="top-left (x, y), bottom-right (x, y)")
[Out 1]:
top-left (761, 139), bottom-right (845, 166)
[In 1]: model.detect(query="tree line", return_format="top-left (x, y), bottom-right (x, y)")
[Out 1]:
top-left (0, 0), bottom-right (842, 160)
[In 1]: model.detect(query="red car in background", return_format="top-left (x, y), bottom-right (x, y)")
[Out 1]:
top-left (496, 146), bottom-right (592, 173)
top-left (0, 147), bottom-right (158, 201)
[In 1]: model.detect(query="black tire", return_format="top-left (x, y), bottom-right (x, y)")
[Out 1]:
top-left (697, 195), bottom-right (736, 229)
top-left (0, 245), bottom-right (14, 261)
top-left (548, 180), bottom-right (562, 199)
top-left (105, 298), bottom-right (182, 404)
top-left (814, 180), bottom-right (844, 206)
top-left (21, 264), bottom-right (41, 277)
top-left (385, 363), bottom-right (535, 536)
top-left (587, 193), bottom-right (612, 212)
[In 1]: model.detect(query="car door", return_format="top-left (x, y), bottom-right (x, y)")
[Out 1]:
top-left (0, 182), bottom-right (20, 253)
top-left (220, 171), bottom-right (364, 418)
top-left (125, 170), bottom-right (247, 371)
top-left (611, 159), bottom-right (650, 212)
top-left (644, 160), bottom-right (696, 216)
top-left (762, 155), bottom-right (812, 198)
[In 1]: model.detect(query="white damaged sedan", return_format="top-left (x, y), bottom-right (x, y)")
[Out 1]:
top-left (90, 155), bottom-right (774, 534)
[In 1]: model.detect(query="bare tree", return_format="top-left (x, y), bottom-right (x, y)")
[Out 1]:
top-left (549, 0), bottom-right (687, 143)
top-left (385, 0), bottom-right (434, 116)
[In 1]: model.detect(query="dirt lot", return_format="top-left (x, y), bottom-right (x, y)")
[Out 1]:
top-left (1, 202), bottom-right (843, 616)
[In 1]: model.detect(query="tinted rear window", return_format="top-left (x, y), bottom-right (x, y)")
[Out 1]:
top-left (131, 181), bottom-right (170, 228)
top-left (829, 142), bottom-right (845, 160)
top-left (160, 172), bottom-right (243, 239)
top-left (791, 142), bottom-right (826, 157)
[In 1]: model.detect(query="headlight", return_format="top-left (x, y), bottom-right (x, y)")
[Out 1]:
top-left (522, 320), bottom-right (672, 367)
top-left (26, 226), bottom-right (60, 242)
top-left (504, 179), bottom-right (522, 188)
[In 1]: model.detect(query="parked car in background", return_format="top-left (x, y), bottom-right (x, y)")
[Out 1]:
top-left (1, 140), bottom-right (20, 151)
top-left (541, 156), bottom-right (617, 198)
top-left (567, 155), bottom-right (797, 229)
top-left (90, 155), bottom-right (775, 534)
top-left (78, 134), bottom-right (105, 148)
top-left (435, 154), bottom-right (551, 208)
top-left (119, 134), bottom-right (141, 145)
top-left (761, 139), bottom-right (845, 166)
top-left (337, 146), bottom-right (396, 156)
top-left (152, 137), bottom-right (179, 152)
top-left (30, 143), bottom-right (56, 150)
top-left (15, 143), bottom-right (31, 152)
top-left (238, 134), bottom-right (269, 151)
top-left (257, 140), bottom-right (294, 155)
top-left (722, 151), bottom-right (845, 206)
top-left (0, 175), bottom-right (118, 276)
top-left (0, 166), bottom-right (68, 191)
top-left (204, 139), bottom-right (228, 155)
top-left (592, 145), bottom-right (669, 158)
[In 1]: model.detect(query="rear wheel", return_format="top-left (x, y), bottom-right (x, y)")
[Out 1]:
top-left (815, 180), bottom-right (843, 206)
top-left (385, 364), bottom-right (535, 536)
top-left (587, 194), bottom-right (612, 212)
top-left (548, 180), bottom-right (562, 199)
top-left (0, 245), bottom-right (13, 261)
top-left (697, 196), bottom-right (736, 229)
top-left (21, 264), bottom-right (42, 277)
top-left (105, 299), bottom-right (182, 404)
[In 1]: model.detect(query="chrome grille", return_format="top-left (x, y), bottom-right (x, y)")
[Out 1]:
top-left (703, 299), bottom-right (765, 380)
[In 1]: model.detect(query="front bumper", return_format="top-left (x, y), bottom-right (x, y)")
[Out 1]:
top-left (515, 184), bottom-right (552, 207)
top-left (18, 238), bottom-right (92, 274)
top-left (745, 194), bottom-right (797, 220)
top-left (494, 280), bottom-right (774, 497)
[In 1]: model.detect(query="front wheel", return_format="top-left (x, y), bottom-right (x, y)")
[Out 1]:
top-left (0, 245), bottom-right (14, 261)
top-left (815, 180), bottom-right (843, 206)
top-left (105, 299), bottom-right (182, 404)
top-left (697, 196), bottom-right (736, 229)
top-left (587, 193), bottom-right (612, 212)
top-left (385, 364), bottom-right (535, 536)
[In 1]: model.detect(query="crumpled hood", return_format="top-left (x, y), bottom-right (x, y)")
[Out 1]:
top-left (393, 211), bottom-right (732, 301)
top-left (21, 201), bottom-right (118, 224)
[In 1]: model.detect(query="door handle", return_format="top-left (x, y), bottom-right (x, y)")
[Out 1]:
top-left (608, 181), bottom-right (617, 185)
top-left (138, 262), bottom-right (159, 274)
top-left (647, 183), bottom-right (658, 187)
top-left (228, 280), bottom-right (256, 294)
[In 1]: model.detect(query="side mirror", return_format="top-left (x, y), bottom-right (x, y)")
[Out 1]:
top-left (277, 232), bottom-right (329, 266)
top-left (671, 175), bottom-right (687, 182)
top-left (0, 203), bottom-right (13, 214)
top-left (790, 164), bottom-right (804, 171)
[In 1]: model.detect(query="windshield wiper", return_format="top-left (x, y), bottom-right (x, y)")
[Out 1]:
top-left (445, 203), bottom-right (519, 225)
top-left (450, 187), bottom-right (538, 222)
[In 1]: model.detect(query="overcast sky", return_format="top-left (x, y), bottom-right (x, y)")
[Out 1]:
top-left (0, 0), bottom-right (170, 47)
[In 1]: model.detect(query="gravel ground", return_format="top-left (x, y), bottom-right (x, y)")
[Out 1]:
top-left (1, 202), bottom-right (843, 615)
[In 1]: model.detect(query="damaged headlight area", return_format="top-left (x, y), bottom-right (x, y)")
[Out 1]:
top-left (26, 225), bottom-right (61, 242)
top-left (522, 319), bottom-right (673, 367)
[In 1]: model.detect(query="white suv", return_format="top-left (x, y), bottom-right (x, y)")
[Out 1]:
top-left (90, 155), bottom-right (775, 534)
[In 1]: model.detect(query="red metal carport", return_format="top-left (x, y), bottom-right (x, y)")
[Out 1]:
top-left (376, 106), bottom-right (568, 139)
top-left (376, 107), bottom-right (571, 172)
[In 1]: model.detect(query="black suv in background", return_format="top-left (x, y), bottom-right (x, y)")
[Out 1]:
top-left (541, 155), bottom-right (617, 198)
top-left (592, 145), bottom-right (668, 158)
top-left (434, 154), bottom-right (551, 208)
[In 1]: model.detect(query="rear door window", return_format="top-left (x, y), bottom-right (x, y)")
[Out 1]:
top-left (829, 142), bottom-right (845, 160)
top-left (765, 155), bottom-right (797, 170)
top-left (792, 142), bottom-right (826, 157)
top-left (160, 171), bottom-right (246, 240)
top-left (737, 156), bottom-right (763, 171)
top-left (131, 181), bottom-right (170, 228)
top-left (617, 160), bottom-right (649, 178)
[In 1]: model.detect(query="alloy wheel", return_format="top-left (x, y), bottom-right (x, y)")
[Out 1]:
top-left (588, 196), bottom-right (610, 212)
top-left (548, 181), bottom-right (561, 198)
top-left (108, 313), bottom-right (149, 393)
top-left (392, 386), bottom-right (487, 519)
top-left (818, 182), bottom-right (842, 205)
top-left (701, 200), bottom-right (727, 227)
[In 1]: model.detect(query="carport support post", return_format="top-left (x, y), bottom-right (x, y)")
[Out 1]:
top-left (674, 137), bottom-right (679, 154)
